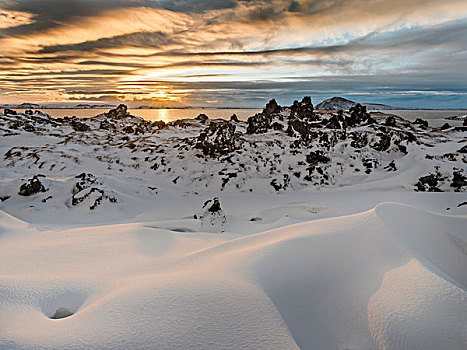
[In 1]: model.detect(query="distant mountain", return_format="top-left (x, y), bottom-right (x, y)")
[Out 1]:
top-left (316, 97), bottom-right (399, 110)
top-left (0, 103), bottom-right (116, 109)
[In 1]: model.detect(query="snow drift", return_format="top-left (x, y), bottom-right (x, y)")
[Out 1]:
top-left (1, 203), bottom-right (466, 349)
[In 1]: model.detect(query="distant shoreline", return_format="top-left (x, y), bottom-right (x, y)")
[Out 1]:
top-left (2, 106), bottom-right (467, 111)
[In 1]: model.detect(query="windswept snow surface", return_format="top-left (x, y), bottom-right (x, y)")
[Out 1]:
top-left (1, 104), bottom-right (467, 349)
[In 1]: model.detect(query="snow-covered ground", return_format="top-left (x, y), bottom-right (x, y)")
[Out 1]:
top-left (1, 100), bottom-right (466, 349)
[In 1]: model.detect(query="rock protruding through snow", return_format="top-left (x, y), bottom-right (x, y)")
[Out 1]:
top-left (194, 197), bottom-right (226, 232)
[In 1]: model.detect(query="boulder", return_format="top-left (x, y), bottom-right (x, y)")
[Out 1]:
top-left (413, 118), bottom-right (428, 128)
top-left (18, 175), bottom-right (47, 196)
top-left (195, 114), bottom-right (209, 123)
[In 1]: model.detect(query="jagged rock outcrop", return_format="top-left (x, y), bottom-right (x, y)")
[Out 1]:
top-left (105, 104), bottom-right (129, 120)
top-left (451, 171), bottom-right (467, 191)
top-left (290, 96), bottom-right (314, 122)
top-left (246, 99), bottom-right (283, 134)
top-left (18, 175), bottom-right (47, 196)
top-left (263, 99), bottom-right (281, 116)
top-left (195, 121), bottom-right (237, 157)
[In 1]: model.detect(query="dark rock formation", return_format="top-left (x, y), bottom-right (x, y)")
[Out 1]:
top-left (413, 118), bottom-right (428, 128)
top-left (105, 104), bottom-right (129, 119)
top-left (71, 120), bottom-right (91, 132)
top-left (246, 113), bottom-right (272, 134)
top-left (194, 197), bottom-right (226, 232)
top-left (230, 114), bottom-right (239, 122)
top-left (383, 116), bottom-right (396, 127)
top-left (415, 171), bottom-right (444, 192)
top-left (370, 133), bottom-right (391, 152)
top-left (195, 121), bottom-right (237, 156)
top-left (350, 131), bottom-right (368, 148)
top-left (195, 114), bottom-right (209, 123)
top-left (99, 119), bottom-right (115, 130)
top-left (384, 161), bottom-right (397, 171)
top-left (18, 175), bottom-right (47, 196)
top-left (152, 120), bottom-right (166, 129)
top-left (23, 123), bottom-right (35, 132)
top-left (71, 173), bottom-right (117, 210)
top-left (290, 96), bottom-right (314, 122)
top-left (306, 150), bottom-right (330, 166)
top-left (263, 99), bottom-right (281, 115)
top-left (270, 174), bottom-right (290, 191)
top-left (347, 104), bottom-right (376, 126)
top-left (451, 171), bottom-right (467, 191)
top-left (4, 109), bottom-right (17, 115)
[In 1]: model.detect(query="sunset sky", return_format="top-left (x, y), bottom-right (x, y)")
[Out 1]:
top-left (1, 0), bottom-right (466, 108)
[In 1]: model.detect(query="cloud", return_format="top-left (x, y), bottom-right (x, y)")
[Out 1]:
top-left (0, 0), bottom-right (466, 107)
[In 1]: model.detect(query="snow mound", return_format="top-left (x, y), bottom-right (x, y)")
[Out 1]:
top-left (1, 203), bottom-right (466, 349)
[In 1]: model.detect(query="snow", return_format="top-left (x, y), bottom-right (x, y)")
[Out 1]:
top-left (1, 105), bottom-right (466, 349)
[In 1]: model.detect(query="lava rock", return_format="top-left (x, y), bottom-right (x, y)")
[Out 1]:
top-left (347, 104), bottom-right (372, 126)
top-left (107, 104), bottom-right (129, 119)
top-left (413, 118), bottom-right (428, 128)
top-left (440, 123), bottom-right (451, 130)
top-left (383, 116), bottom-right (396, 127)
top-left (195, 114), bottom-right (209, 123)
top-left (230, 114), bottom-right (239, 122)
top-left (451, 171), bottom-right (467, 191)
top-left (152, 120), bottom-right (166, 129)
top-left (23, 123), bottom-right (35, 132)
top-left (370, 133), bottom-right (391, 152)
top-left (4, 108), bottom-right (17, 115)
top-left (306, 150), bottom-right (330, 166)
top-left (18, 175), bottom-right (47, 196)
top-left (415, 172), bottom-right (443, 192)
top-left (246, 113), bottom-right (272, 134)
top-left (290, 96), bottom-right (314, 122)
top-left (71, 120), bottom-right (91, 132)
top-left (195, 121), bottom-right (237, 156)
top-left (350, 131), bottom-right (369, 148)
top-left (99, 119), bottom-right (115, 130)
top-left (263, 99), bottom-right (281, 116)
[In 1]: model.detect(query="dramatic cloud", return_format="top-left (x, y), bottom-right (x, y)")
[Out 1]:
top-left (0, 0), bottom-right (466, 107)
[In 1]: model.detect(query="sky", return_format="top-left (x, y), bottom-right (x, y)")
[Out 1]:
top-left (0, 0), bottom-right (467, 108)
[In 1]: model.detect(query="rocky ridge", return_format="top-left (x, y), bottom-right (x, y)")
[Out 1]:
top-left (1, 98), bottom-right (466, 214)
